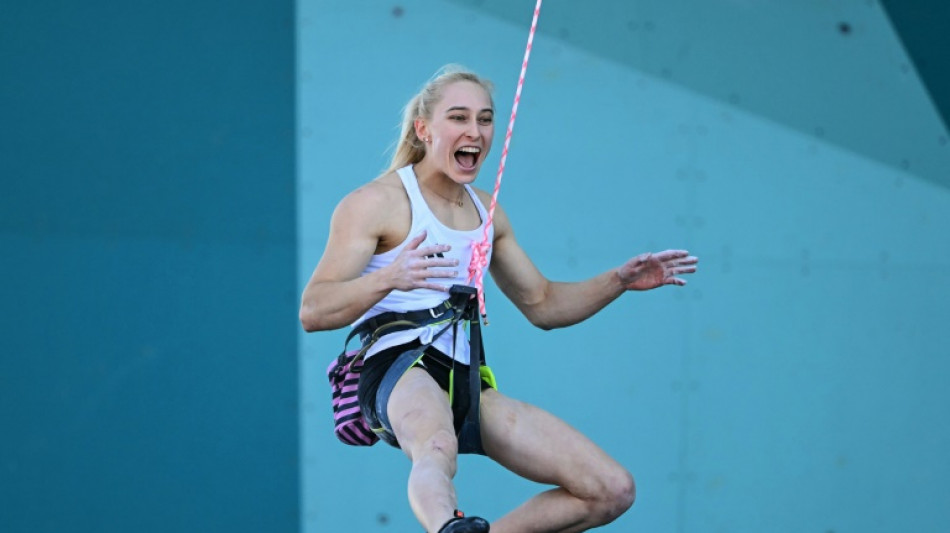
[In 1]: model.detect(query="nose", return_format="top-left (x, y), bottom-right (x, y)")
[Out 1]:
top-left (466, 120), bottom-right (481, 139)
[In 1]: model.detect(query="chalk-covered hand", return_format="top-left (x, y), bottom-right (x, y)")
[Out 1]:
top-left (617, 250), bottom-right (698, 291)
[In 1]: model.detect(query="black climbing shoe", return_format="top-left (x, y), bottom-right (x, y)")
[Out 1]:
top-left (437, 510), bottom-right (490, 533)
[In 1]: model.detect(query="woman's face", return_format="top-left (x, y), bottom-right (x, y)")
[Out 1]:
top-left (418, 81), bottom-right (495, 183)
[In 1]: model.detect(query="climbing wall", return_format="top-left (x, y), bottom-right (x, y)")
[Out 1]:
top-left (298, 1), bottom-right (950, 532)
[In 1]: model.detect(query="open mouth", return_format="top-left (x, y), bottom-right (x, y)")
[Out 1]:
top-left (454, 146), bottom-right (480, 171)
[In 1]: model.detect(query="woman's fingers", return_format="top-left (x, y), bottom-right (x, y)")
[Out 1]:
top-left (405, 230), bottom-right (429, 250)
top-left (653, 249), bottom-right (689, 261)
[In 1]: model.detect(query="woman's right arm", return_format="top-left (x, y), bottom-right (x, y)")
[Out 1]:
top-left (299, 183), bottom-right (459, 332)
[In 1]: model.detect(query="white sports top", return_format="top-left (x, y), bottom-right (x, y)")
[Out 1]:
top-left (356, 165), bottom-right (493, 364)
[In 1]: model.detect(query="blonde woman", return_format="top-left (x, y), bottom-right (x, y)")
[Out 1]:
top-left (300, 65), bottom-right (698, 533)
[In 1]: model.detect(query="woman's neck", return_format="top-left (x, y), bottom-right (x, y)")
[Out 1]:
top-left (414, 163), bottom-right (466, 208)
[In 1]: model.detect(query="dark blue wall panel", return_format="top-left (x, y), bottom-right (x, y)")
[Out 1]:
top-left (881, 0), bottom-right (950, 130)
top-left (0, 2), bottom-right (297, 532)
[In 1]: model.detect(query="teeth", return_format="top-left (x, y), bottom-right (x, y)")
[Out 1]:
top-left (458, 146), bottom-right (480, 153)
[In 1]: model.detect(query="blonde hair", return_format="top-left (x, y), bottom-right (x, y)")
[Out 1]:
top-left (386, 65), bottom-right (495, 173)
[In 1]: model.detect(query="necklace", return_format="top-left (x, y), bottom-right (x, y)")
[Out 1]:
top-left (426, 185), bottom-right (465, 207)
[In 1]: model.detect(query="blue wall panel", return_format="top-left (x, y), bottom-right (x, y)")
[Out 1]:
top-left (1, 1), bottom-right (298, 532)
top-left (446, 0), bottom-right (950, 190)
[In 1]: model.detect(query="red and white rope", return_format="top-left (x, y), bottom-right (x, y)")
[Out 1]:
top-left (467, 0), bottom-right (542, 324)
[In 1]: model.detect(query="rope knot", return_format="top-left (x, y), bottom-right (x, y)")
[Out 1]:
top-left (468, 240), bottom-right (491, 278)
top-left (467, 240), bottom-right (492, 321)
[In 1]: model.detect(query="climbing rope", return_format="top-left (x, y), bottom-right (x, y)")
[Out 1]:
top-left (467, 0), bottom-right (542, 325)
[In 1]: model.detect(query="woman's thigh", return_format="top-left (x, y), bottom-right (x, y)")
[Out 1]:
top-left (386, 367), bottom-right (455, 459)
top-left (479, 388), bottom-right (628, 497)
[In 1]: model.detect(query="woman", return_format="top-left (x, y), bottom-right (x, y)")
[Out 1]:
top-left (300, 65), bottom-right (698, 533)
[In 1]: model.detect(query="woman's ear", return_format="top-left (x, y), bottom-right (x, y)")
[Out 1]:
top-left (414, 118), bottom-right (429, 144)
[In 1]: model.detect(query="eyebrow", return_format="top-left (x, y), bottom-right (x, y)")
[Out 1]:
top-left (445, 106), bottom-right (494, 114)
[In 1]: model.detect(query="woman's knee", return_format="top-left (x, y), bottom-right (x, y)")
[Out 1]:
top-left (404, 426), bottom-right (459, 468)
top-left (422, 428), bottom-right (459, 458)
top-left (586, 468), bottom-right (636, 525)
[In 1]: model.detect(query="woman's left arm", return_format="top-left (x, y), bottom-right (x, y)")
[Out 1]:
top-left (488, 204), bottom-right (698, 330)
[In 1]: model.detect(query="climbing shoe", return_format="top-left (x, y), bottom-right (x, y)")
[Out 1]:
top-left (437, 510), bottom-right (490, 533)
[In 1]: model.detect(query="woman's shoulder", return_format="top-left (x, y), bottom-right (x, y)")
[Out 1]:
top-left (469, 185), bottom-right (508, 219)
top-left (468, 185), bottom-right (513, 239)
top-left (466, 186), bottom-right (490, 210)
top-left (334, 170), bottom-right (409, 225)
top-left (370, 169), bottom-right (406, 192)
top-left (340, 171), bottom-right (405, 208)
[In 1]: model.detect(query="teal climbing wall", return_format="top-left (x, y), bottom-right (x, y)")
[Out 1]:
top-left (298, 1), bottom-right (950, 532)
top-left (1, 1), bottom-right (298, 532)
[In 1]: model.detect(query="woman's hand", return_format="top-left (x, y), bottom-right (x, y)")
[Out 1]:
top-left (618, 250), bottom-right (698, 291)
top-left (385, 231), bottom-right (460, 292)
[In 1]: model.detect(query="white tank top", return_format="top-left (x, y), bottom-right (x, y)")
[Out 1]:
top-left (356, 165), bottom-right (493, 364)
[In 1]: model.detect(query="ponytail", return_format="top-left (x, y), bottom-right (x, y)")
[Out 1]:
top-left (387, 93), bottom-right (428, 172)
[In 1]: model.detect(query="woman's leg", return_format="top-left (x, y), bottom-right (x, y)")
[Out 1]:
top-left (479, 388), bottom-right (636, 533)
top-left (386, 367), bottom-right (461, 533)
